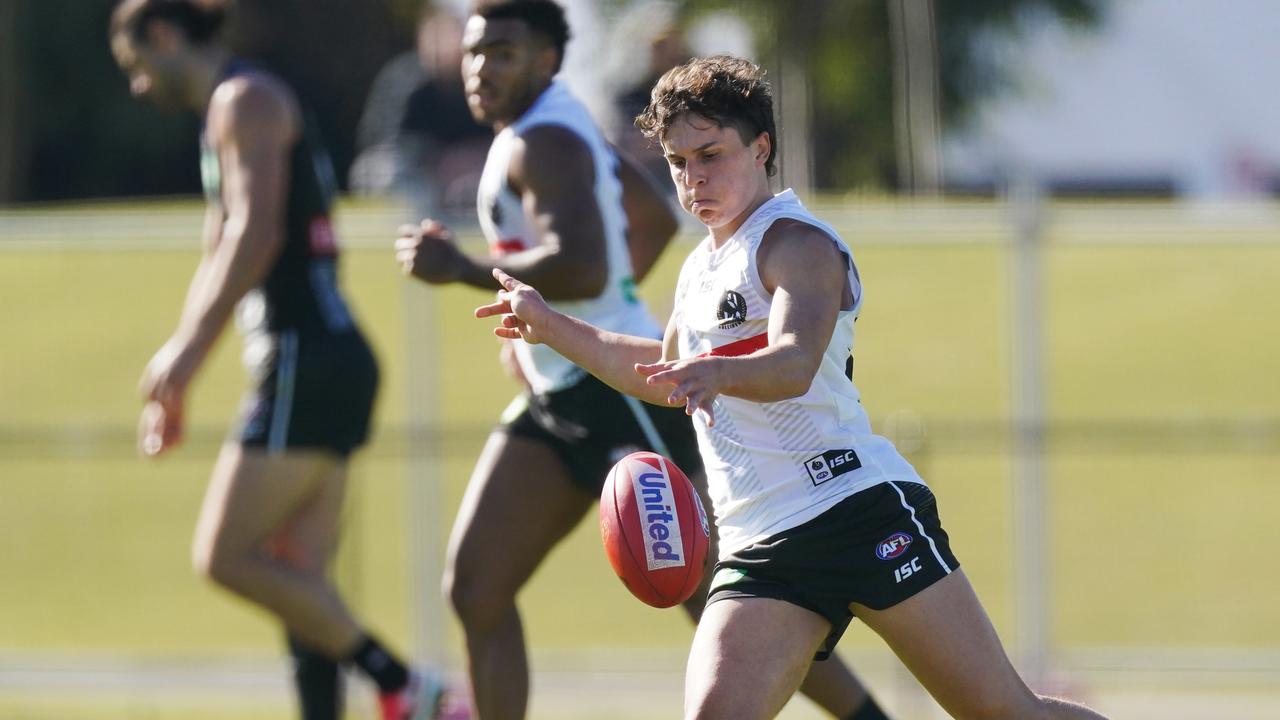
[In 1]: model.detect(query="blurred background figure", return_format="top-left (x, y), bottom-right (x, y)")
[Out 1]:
top-left (351, 4), bottom-right (490, 222)
top-left (109, 1), bottom-right (459, 718)
top-left (601, 0), bottom-right (691, 186)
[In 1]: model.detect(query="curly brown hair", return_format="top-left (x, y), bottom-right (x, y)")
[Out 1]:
top-left (635, 55), bottom-right (777, 176)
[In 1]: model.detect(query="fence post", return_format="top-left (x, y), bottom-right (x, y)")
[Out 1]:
top-left (404, 279), bottom-right (448, 669)
top-left (1009, 173), bottom-right (1048, 683)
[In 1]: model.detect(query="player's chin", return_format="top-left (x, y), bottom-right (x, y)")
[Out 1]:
top-left (693, 207), bottom-right (723, 226)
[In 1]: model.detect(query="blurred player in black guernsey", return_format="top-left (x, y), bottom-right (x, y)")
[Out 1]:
top-left (111, 2), bottom-right (462, 718)
top-left (396, 1), bottom-right (888, 719)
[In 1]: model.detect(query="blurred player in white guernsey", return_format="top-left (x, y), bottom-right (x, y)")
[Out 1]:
top-left (396, 3), bottom-right (889, 719)
top-left (476, 55), bottom-right (1110, 720)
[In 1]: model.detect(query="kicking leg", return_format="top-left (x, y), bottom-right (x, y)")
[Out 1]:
top-left (679, 470), bottom-right (887, 720)
top-left (855, 570), bottom-right (1106, 720)
top-left (443, 431), bottom-right (594, 720)
top-left (684, 597), bottom-right (830, 720)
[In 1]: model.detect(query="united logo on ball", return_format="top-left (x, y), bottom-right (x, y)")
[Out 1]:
top-left (599, 451), bottom-right (710, 608)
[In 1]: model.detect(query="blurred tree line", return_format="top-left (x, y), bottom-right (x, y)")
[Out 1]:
top-left (0, 0), bottom-right (415, 203)
top-left (0, 0), bottom-right (1102, 203)
top-left (692, 0), bottom-right (1103, 191)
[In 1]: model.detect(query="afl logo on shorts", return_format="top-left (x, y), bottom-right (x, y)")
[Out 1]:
top-left (876, 531), bottom-right (913, 560)
top-left (716, 290), bottom-right (747, 328)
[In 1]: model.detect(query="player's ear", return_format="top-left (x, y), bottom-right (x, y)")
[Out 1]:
top-left (534, 44), bottom-right (559, 81)
top-left (751, 131), bottom-right (771, 169)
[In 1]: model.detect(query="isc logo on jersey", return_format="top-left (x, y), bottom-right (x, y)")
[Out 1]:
top-left (628, 461), bottom-right (686, 571)
top-left (875, 531), bottom-right (913, 560)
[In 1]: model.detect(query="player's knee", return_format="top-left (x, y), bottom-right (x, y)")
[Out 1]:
top-left (191, 540), bottom-right (240, 590)
top-left (948, 691), bottom-right (1043, 720)
top-left (443, 562), bottom-right (513, 632)
top-left (191, 544), bottom-right (222, 585)
top-left (685, 692), bottom-right (755, 720)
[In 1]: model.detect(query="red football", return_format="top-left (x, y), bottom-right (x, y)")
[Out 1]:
top-left (599, 451), bottom-right (710, 608)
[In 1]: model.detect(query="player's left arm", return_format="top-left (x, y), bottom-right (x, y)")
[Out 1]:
top-left (476, 269), bottom-right (672, 405)
top-left (140, 76), bottom-right (296, 408)
top-left (636, 220), bottom-right (845, 423)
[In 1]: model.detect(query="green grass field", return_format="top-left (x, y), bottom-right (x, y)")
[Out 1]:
top-left (2, 199), bottom-right (1279, 718)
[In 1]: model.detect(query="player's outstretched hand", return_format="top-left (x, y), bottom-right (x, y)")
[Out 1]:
top-left (396, 219), bottom-right (464, 284)
top-left (475, 269), bottom-right (551, 345)
top-left (635, 357), bottom-right (723, 427)
top-left (138, 399), bottom-right (184, 457)
top-left (137, 338), bottom-right (199, 457)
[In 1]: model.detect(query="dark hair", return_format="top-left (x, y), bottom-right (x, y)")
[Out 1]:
top-left (636, 55), bottom-right (777, 176)
top-left (470, 0), bottom-right (570, 72)
top-left (112, 0), bottom-right (227, 44)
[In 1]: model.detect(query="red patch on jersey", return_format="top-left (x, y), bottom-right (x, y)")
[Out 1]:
top-left (490, 237), bottom-right (527, 257)
top-left (308, 216), bottom-right (339, 256)
top-left (698, 332), bottom-right (769, 358)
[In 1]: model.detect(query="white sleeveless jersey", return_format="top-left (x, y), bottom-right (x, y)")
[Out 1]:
top-left (477, 81), bottom-right (661, 393)
top-left (672, 190), bottom-right (924, 557)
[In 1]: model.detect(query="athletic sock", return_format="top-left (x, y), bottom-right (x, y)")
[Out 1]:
top-left (346, 634), bottom-right (410, 693)
top-left (846, 696), bottom-right (892, 720)
top-left (287, 634), bottom-right (342, 720)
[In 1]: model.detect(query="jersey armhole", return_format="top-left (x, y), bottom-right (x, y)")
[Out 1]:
top-left (752, 215), bottom-right (861, 310)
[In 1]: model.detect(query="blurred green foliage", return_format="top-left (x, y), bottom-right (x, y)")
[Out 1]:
top-left (686, 0), bottom-right (1104, 190)
top-left (1, 0), bottom-right (1103, 202)
top-left (5, 0), bottom-right (409, 202)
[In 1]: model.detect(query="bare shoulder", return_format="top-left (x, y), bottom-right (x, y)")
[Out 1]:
top-left (508, 124), bottom-right (594, 192)
top-left (758, 217), bottom-right (844, 271)
top-left (207, 72), bottom-right (299, 146)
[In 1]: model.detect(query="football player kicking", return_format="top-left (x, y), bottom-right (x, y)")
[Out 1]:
top-left (397, 2), bottom-right (891, 719)
top-left (476, 54), bottom-right (1110, 720)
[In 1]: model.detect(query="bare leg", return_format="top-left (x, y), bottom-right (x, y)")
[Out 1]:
top-left (855, 570), bottom-right (1106, 720)
top-left (680, 471), bottom-right (874, 719)
top-left (266, 460), bottom-right (349, 719)
top-left (443, 432), bottom-right (594, 720)
top-left (191, 444), bottom-right (363, 656)
top-left (799, 656), bottom-right (875, 718)
top-left (684, 597), bottom-right (830, 720)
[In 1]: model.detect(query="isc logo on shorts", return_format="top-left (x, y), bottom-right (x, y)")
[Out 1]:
top-left (875, 531), bottom-right (913, 560)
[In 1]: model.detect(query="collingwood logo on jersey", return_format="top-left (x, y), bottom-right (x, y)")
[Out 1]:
top-left (716, 290), bottom-right (747, 329)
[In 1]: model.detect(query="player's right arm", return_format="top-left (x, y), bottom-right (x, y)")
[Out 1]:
top-left (476, 269), bottom-right (676, 407)
top-left (138, 75), bottom-right (296, 455)
top-left (398, 126), bottom-right (611, 299)
top-left (170, 202), bottom-right (225, 334)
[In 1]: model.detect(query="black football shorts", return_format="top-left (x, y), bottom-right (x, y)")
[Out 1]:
top-left (500, 371), bottom-right (704, 493)
top-left (235, 329), bottom-right (378, 457)
top-left (706, 480), bottom-right (959, 660)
